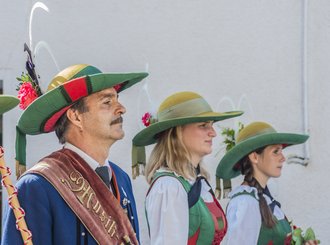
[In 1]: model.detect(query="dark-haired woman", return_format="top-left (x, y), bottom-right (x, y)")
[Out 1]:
top-left (216, 121), bottom-right (318, 245)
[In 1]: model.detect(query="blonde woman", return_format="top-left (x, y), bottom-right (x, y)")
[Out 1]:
top-left (133, 91), bottom-right (243, 244)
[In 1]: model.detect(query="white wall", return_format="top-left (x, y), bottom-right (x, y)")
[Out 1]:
top-left (1, 1), bottom-right (329, 243)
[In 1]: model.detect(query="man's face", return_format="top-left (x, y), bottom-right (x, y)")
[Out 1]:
top-left (79, 87), bottom-right (126, 145)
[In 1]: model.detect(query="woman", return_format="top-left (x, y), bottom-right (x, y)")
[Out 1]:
top-left (132, 91), bottom-right (243, 244)
top-left (216, 121), bottom-right (318, 245)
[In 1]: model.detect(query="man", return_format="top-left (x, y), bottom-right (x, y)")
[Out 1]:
top-left (1, 64), bottom-right (148, 244)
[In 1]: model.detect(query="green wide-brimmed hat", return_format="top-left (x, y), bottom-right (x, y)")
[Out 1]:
top-left (16, 64), bottom-right (148, 177)
top-left (216, 121), bottom-right (309, 180)
top-left (0, 95), bottom-right (19, 115)
top-left (134, 91), bottom-right (243, 146)
top-left (131, 91), bottom-right (243, 178)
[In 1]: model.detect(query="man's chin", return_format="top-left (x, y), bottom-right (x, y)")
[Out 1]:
top-left (115, 132), bottom-right (125, 140)
top-left (108, 130), bottom-right (124, 141)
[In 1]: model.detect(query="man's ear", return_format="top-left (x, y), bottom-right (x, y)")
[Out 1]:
top-left (66, 108), bottom-right (83, 130)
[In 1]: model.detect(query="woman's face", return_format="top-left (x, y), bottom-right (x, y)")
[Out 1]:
top-left (182, 121), bottom-right (216, 166)
top-left (250, 144), bottom-right (286, 185)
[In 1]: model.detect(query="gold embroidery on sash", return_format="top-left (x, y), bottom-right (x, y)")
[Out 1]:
top-left (61, 170), bottom-right (119, 240)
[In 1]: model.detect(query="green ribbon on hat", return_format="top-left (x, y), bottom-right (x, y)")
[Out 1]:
top-left (131, 145), bottom-right (146, 179)
top-left (158, 97), bottom-right (212, 120)
top-left (215, 178), bottom-right (232, 199)
top-left (222, 179), bottom-right (232, 197)
top-left (15, 126), bottom-right (27, 178)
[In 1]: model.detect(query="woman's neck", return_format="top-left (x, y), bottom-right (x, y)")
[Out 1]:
top-left (252, 174), bottom-right (268, 188)
top-left (190, 156), bottom-right (201, 168)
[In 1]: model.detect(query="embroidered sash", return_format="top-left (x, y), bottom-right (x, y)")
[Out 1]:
top-left (25, 149), bottom-right (138, 245)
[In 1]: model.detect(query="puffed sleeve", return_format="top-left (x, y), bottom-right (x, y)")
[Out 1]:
top-left (145, 176), bottom-right (189, 245)
top-left (224, 193), bottom-right (261, 245)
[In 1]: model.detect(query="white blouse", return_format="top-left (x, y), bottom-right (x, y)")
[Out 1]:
top-left (223, 185), bottom-right (285, 245)
top-left (145, 170), bottom-right (213, 245)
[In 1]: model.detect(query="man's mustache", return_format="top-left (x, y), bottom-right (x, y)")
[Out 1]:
top-left (110, 116), bottom-right (123, 125)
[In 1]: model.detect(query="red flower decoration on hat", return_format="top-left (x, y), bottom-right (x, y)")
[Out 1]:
top-left (142, 112), bottom-right (153, 127)
top-left (17, 82), bottom-right (38, 110)
top-left (15, 43), bottom-right (43, 110)
top-left (16, 73), bottom-right (41, 110)
top-left (113, 83), bottom-right (122, 92)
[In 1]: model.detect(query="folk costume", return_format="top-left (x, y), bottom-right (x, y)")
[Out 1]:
top-left (1, 64), bottom-right (148, 245)
top-left (216, 122), bottom-right (309, 245)
top-left (146, 170), bottom-right (228, 245)
top-left (132, 91), bottom-right (243, 244)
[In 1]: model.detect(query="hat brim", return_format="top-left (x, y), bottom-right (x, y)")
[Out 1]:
top-left (133, 110), bottom-right (243, 146)
top-left (0, 95), bottom-right (19, 115)
top-left (216, 132), bottom-right (309, 180)
top-left (18, 72), bottom-right (148, 135)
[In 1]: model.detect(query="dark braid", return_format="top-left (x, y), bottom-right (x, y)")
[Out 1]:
top-left (239, 148), bottom-right (276, 228)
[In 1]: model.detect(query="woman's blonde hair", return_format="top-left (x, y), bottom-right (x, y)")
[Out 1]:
top-left (145, 125), bottom-right (210, 184)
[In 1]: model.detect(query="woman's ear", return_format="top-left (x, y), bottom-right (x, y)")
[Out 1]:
top-left (248, 152), bottom-right (259, 166)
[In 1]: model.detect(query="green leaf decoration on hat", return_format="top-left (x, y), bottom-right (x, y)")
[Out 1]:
top-left (215, 122), bottom-right (244, 199)
top-left (221, 122), bottom-right (244, 152)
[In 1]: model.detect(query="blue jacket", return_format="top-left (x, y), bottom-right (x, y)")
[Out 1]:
top-left (109, 161), bottom-right (140, 241)
top-left (1, 161), bottom-right (139, 245)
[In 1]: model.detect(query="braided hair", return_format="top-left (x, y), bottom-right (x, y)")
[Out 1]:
top-left (239, 147), bottom-right (276, 228)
